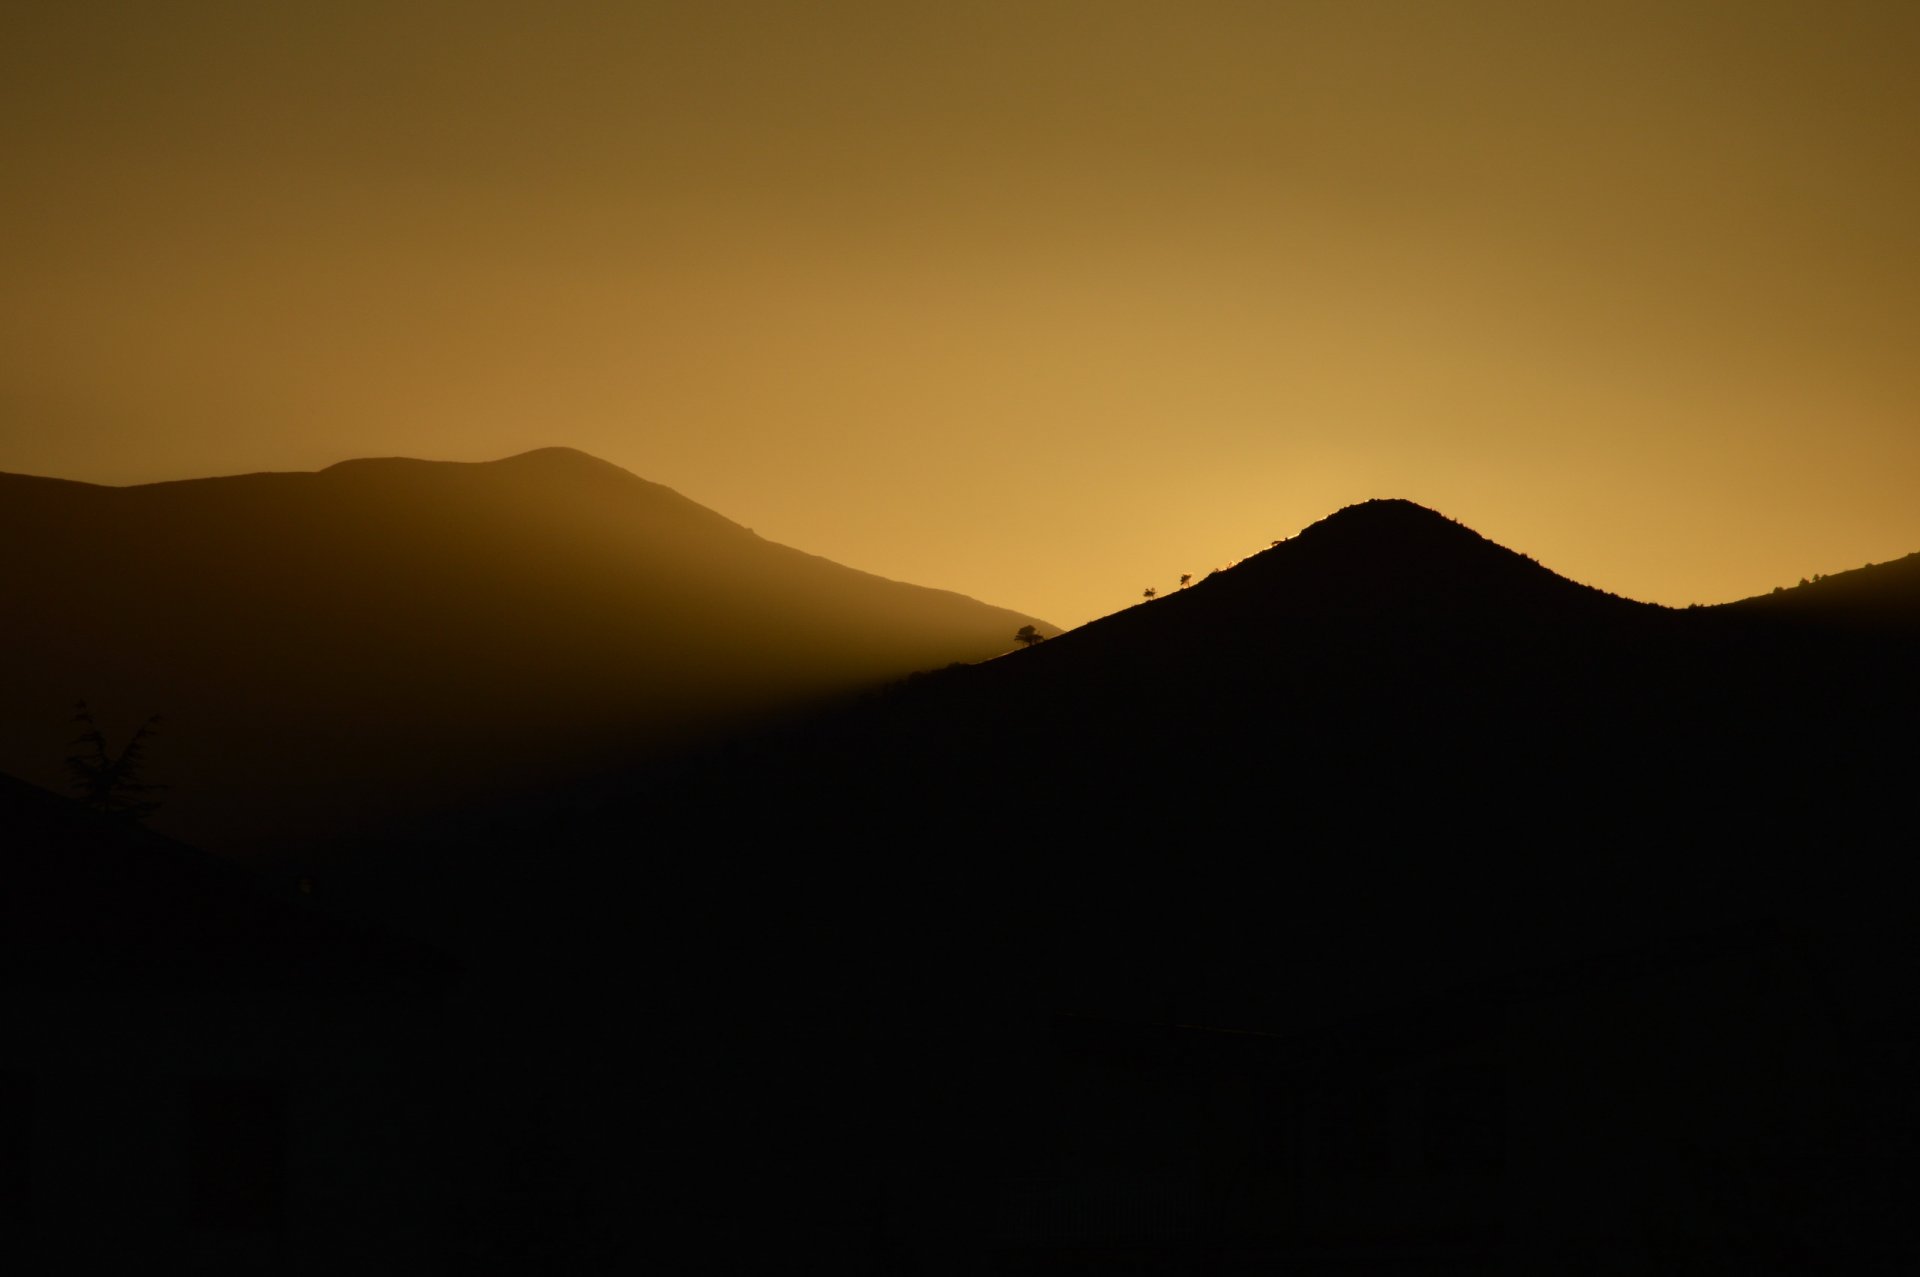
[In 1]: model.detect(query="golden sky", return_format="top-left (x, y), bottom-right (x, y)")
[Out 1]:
top-left (5, 1), bottom-right (1918, 628)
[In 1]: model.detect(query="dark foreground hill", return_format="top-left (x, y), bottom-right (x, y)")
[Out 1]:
top-left (1, 770), bottom-right (450, 993)
top-left (0, 448), bottom-right (1054, 853)
top-left (389, 498), bottom-right (1917, 1272)
top-left (12, 498), bottom-right (1917, 1273)
top-left (3, 771), bottom-right (472, 1273)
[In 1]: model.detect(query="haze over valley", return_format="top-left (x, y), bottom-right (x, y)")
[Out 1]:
top-left (0, 447), bottom-right (1054, 852)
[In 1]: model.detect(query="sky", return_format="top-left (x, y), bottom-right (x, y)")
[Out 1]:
top-left (5, 1), bottom-right (1919, 629)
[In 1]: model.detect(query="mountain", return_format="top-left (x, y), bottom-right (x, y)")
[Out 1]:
top-left (696, 497), bottom-right (1758, 850)
top-left (14, 492), bottom-right (1916, 1270)
top-left (463, 494), bottom-right (1915, 973)
top-left (0, 447), bottom-right (1054, 852)
top-left (501, 497), bottom-right (1913, 1271)
top-left (655, 490), bottom-right (1903, 920)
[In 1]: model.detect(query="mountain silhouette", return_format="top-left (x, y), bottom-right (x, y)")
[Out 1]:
top-left (1004, 497), bottom-right (1668, 700)
top-left (481, 494), bottom-right (1913, 956)
top-left (526, 496), bottom-right (1911, 1270)
top-left (0, 448), bottom-right (1054, 852)
top-left (10, 491), bottom-right (1915, 1271)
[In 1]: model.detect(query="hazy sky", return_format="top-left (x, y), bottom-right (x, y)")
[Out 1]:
top-left (5, 1), bottom-right (1918, 628)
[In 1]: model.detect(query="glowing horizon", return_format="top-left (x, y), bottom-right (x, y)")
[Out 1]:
top-left (5, 1), bottom-right (1918, 629)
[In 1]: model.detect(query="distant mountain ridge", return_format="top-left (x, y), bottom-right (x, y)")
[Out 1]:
top-left (0, 448), bottom-right (1055, 852)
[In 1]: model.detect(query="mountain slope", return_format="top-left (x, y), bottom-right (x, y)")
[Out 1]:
top-left (500, 494), bottom-right (1916, 988)
top-left (0, 448), bottom-right (1054, 852)
top-left (401, 497), bottom-right (1917, 1270)
top-left (593, 496), bottom-right (1911, 1075)
top-left (26, 494), bottom-right (1911, 1270)
top-left (1721, 548), bottom-right (1920, 633)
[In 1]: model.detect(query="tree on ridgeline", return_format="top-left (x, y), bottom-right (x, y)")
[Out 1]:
top-left (1015, 624), bottom-right (1044, 648)
top-left (67, 701), bottom-right (165, 821)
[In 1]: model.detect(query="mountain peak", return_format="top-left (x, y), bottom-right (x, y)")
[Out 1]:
top-left (319, 446), bottom-right (634, 480)
top-left (491, 446), bottom-right (631, 475)
top-left (1230, 497), bottom-right (1503, 581)
top-left (1294, 497), bottom-right (1471, 545)
top-left (1145, 497), bottom-right (1642, 630)
top-left (1323, 496), bottom-right (1441, 520)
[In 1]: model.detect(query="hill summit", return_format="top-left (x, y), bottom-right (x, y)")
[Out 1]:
top-left (1209, 497), bottom-right (1631, 617)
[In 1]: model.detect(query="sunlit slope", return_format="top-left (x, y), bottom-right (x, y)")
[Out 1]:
top-left (0, 447), bottom-right (1053, 851)
top-left (1720, 549), bottom-right (1920, 632)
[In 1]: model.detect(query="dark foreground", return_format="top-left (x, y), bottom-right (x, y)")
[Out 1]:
top-left (9, 501), bottom-right (1918, 1272)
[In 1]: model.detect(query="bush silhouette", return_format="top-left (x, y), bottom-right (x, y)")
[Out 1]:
top-left (67, 701), bottom-right (165, 821)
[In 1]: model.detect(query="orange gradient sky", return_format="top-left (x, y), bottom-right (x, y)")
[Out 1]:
top-left (5, 1), bottom-right (1918, 628)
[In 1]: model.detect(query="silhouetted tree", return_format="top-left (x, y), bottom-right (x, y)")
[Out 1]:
top-left (1179, 573), bottom-right (1192, 590)
top-left (67, 701), bottom-right (165, 821)
top-left (1014, 624), bottom-right (1044, 648)
top-left (1142, 587), bottom-right (1157, 601)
